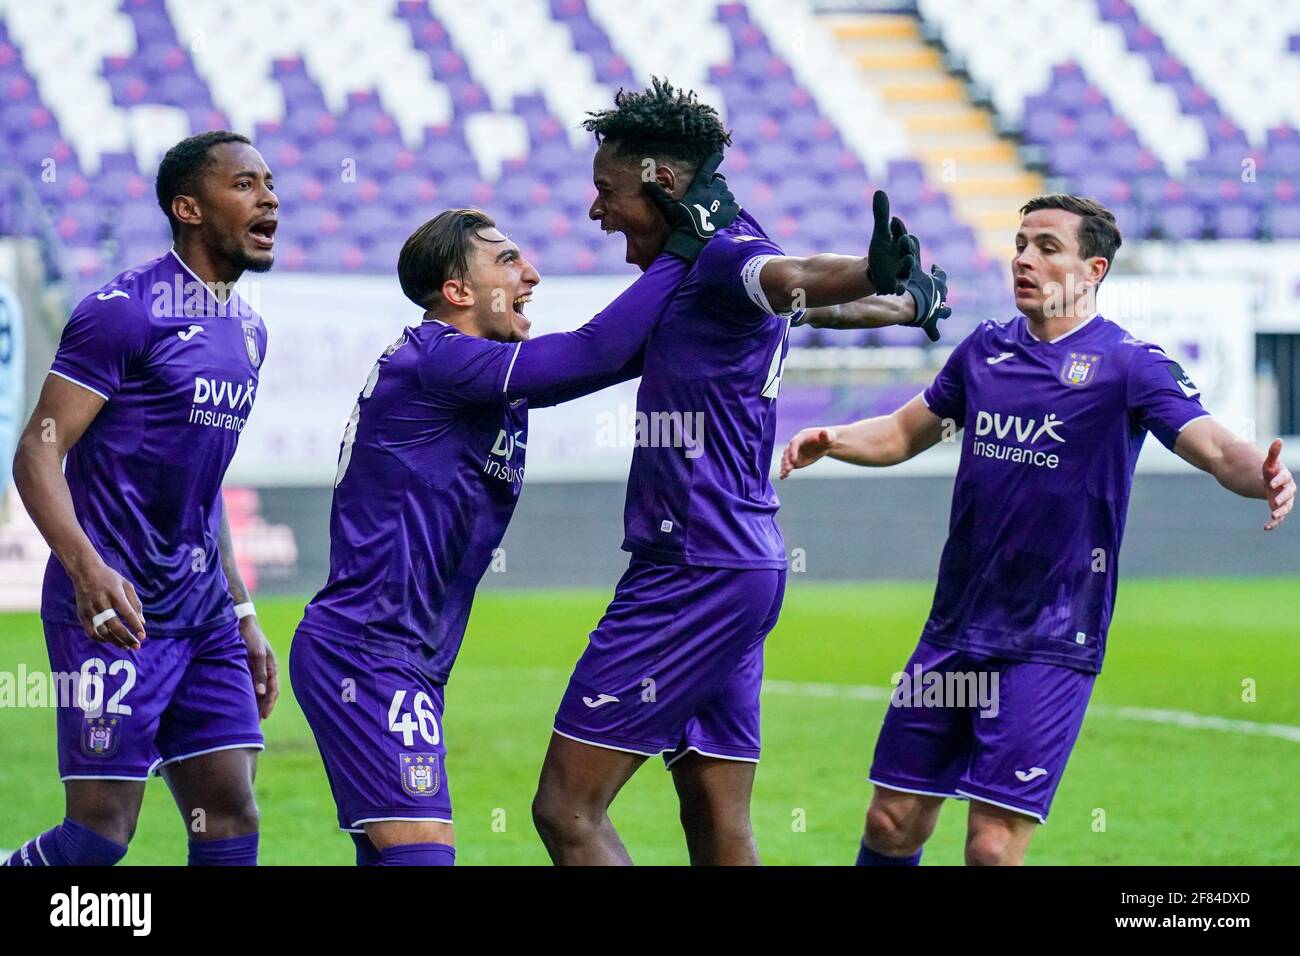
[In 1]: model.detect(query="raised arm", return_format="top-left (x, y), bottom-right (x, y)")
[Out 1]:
top-left (13, 375), bottom-right (147, 647)
top-left (779, 394), bottom-right (949, 478)
top-left (1173, 420), bottom-right (1295, 530)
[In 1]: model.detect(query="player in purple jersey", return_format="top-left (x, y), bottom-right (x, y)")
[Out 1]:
top-left (5, 132), bottom-right (279, 867)
top-left (529, 80), bottom-right (946, 865)
top-left (289, 187), bottom-right (740, 865)
top-left (781, 194), bottom-right (1296, 865)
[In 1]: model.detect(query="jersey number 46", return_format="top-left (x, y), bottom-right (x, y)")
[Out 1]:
top-left (387, 689), bottom-right (441, 747)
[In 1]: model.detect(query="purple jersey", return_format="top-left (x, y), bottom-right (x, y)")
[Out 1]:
top-left (298, 255), bottom-right (687, 682)
top-left (42, 251), bottom-right (267, 636)
top-left (921, 314), bottom-right (1209, 672)
top-left (622, 210), bottom-right (801, 569)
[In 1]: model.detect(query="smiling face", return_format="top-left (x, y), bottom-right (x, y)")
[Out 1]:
top-left (589, 141), bottom-right (673, 271)
top-left (1012, 208), bottom-right (1109, 323)
top-left (187, 141), bottom-right (278, 274)
top-left (455, 227), bottom-right (540, 342)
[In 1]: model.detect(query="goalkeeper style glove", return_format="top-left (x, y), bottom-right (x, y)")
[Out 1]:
top-left (900, 235), bottom-right (951, 342)
top-left (866, 189), bottom-right (916, 296)
top-left (643, 151), bottom-right (739, 263)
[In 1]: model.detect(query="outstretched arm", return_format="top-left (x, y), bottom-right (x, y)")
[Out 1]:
top-left (1173, 419), bottom-right (1295, 530)
top-left (779, 394), bottom-right (948, 478)
top-left (801, 294), bottom-right (917, 329)
top-left (503, 255), bottom-right (685, 403)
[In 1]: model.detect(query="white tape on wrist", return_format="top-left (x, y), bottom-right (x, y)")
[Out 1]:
top-left (233, 602), bottom-right (257, 620)
top-left (91, 609), bottom-right (118, 628)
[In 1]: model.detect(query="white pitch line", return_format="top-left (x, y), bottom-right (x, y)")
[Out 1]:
top-left (762, 679), bottom-right (1300, 744)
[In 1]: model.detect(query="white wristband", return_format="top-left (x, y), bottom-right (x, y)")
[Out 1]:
top-left (233, 602), bottom-right (257, 620)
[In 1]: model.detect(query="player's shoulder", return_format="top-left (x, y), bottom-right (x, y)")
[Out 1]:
top-left (70, 256), bottom-right (166, 330)
top-left (1100, 316), bottom-right (1173, 369)
top-left (957, 315), bottom-right (1018, 354)
top-left (696, 210), bottom-right (783, 273)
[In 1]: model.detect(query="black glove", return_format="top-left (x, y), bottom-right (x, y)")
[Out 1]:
top-left (644, 151), bottom-right (739, 263)
top-left (866, 189), bottom-right (915, 296)
top-left (901, 236), bottom-right (951, 342)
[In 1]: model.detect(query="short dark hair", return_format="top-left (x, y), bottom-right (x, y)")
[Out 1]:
top-left (397, 208), bottom-right (497, 309)
top-left (1020, 194), bottom-right (1122, 277)
top-left (155, 130), bottom-right (252, 237)
top-left (581, 77), bottom-right (731, 173)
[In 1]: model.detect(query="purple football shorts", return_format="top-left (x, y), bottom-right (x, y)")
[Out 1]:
top-left (554, 556), bottom-right (786, 767)
top-left (869, 638), bottom-right (1096, 822)
top-left (290, 626), bottom-right (451, 832)
top-left (44, 618), bottom-right (263, 781)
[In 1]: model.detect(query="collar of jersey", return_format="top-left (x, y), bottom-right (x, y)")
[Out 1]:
top-left (168, 247), bottom-right (239, 314)
top-left (1023, 312), bottom-right (1100, 345)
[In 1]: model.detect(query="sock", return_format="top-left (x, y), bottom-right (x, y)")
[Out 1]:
top-left (5, 818), bottom-right (127, 867)
top-left (188, 833), bottom-right (259, 866)
top-left (351, 832), bottom-right (383, 866)
top-left (377, 842), bottom-right (455, 866)
top-left (856, 839), bottom-right (922, 866)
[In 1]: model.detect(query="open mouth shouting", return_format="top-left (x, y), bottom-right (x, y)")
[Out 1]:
top-left (512, 291), bottom-right (533, 330)
top-left (249, 216), bottom-right (277, 250)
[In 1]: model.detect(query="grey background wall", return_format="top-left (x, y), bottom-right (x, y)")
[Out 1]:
top-left (256, 474), bottom-right (1300, 597)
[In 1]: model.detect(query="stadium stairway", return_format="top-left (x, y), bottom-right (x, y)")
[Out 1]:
top-left (820, 12), bottom-right (1041, 258)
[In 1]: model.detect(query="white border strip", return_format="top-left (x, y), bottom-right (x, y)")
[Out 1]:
top-left (869, 778), bottom-right (961, 801)
top-left (552, 727), bottom-right (665, 758)
top-left (48, 370), bottom-right (110, 402)
top-left (502, 341), bottom-right (522, 394)
top-left (955, 788), bottom-right (1047, 824)
top-left (663, 745), bottom-right (760, 770)
top-left (343, 815), bottom-right (454, 834)
top-left (153, 741), bottom-right (266, 772)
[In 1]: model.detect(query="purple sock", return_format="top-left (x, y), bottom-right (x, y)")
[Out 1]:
top-left (188, 833), bottom-right (259, 866)
top-left (351, 833), bottom-right (383, 866)
top-left (5, 818), bottom-right (127, 867)
top-left (377, 842), bottom-right (455, 866)
top-left (856, 839), bottom-right (922, 866)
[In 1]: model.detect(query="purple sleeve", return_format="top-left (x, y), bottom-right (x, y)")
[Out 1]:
top-left (49, 290), bottom-right (151, 401)
top-left (503, 253), bottom-right (686, 401)
top-left (695, 235), bottom-right (806, 325)
top-left (1126, 344), bottom-right (1209, 450)
top-left (921, 329), bottom-right (974, 427)
top-left (528, 353), bottom-right (644, 409)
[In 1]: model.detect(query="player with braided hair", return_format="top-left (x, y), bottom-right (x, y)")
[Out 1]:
top-left (530, 79), bottom-right (942, 865)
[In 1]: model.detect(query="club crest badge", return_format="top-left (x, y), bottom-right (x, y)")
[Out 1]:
top-left (399, 753), bottom-right (441, 797)
top-left (1060, 352), bottom-right (1100, 387)
top-left (242, 322), bottom-right (262, 369)
top-left (81, 716), bottom-right (122, 758)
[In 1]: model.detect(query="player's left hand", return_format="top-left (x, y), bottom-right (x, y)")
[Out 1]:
top-left (644, 151), bottom-right (739, 263)
top-left (867, 190), bottom-right (915, 296)
top-left (1262, 438), bottom-right (1295, 531)
top-left (239, 615), bottom-right (280, 719)
top-left (901, 235), bottom-right (951, 342)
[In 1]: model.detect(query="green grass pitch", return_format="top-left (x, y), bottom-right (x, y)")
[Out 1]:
top-left (2, 577), bottom-right (1296, 865)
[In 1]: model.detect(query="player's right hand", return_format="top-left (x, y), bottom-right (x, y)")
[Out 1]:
top-left (780, 427), bottom-right (838, 479)
top-left (867, 190), bottom-right (915, 296)
top-left (73, 561), bottom-right (147, 650)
